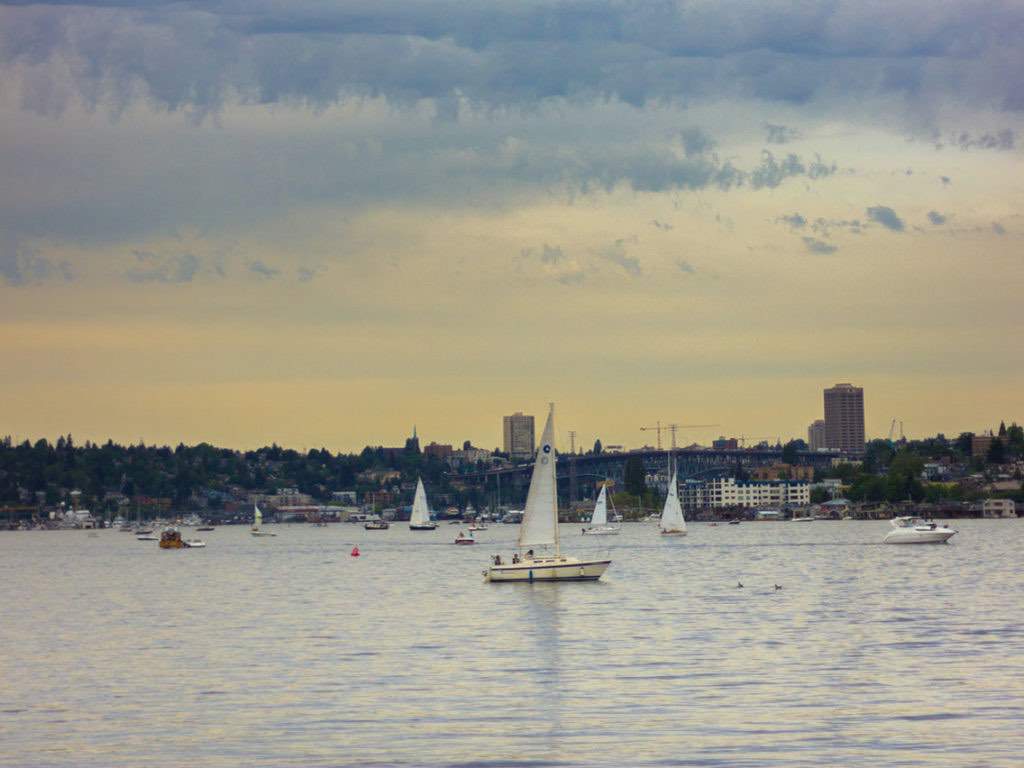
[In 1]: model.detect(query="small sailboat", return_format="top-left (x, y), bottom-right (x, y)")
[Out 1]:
top-left (485, 405), bottom-right (611, 582)
top-left (582, 485), bottom-right (621, 535)
top-left (409, 478), bottom-right (437, 530)
top-left (659, 464), bottom-right (687, 536)
top-left (251, 504), bottom-right (277, 537)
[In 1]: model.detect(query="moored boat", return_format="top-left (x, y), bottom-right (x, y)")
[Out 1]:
top-left (454, 531), bottom-right (476, 545)
top-left (159, 527), bottom-right (185, 549)
top-left (364, 519), bottom-right (389, 530)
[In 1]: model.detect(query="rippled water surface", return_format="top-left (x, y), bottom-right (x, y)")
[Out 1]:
top-left (3, 520), bottom-right (1023, 767)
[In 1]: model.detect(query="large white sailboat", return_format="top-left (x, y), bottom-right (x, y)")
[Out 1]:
top-left (251, 503), bottom-right (277, 537)
top-left (659, 464), bottom-right (687, 536)
top-left (582, 485), bottom-right (621, 535)
top-left (485, 405), bottom-right (611, 582)
top-left (408, 478), bottom-right (437, 530)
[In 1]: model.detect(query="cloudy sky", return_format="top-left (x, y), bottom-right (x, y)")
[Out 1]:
top-left (1, 0), bottom-right (1022, 451)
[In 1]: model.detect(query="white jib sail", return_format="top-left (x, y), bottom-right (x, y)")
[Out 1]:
top-left (410, 478), bottom-right (431, 526)
top-left (518, 405), bottom-right (559, 550)
top-left (590, 485), bottom-right (608, 527)
top-left (254, 504), bottom-right (262, 528)
top-left (660, 468), bottom-right (686, 532)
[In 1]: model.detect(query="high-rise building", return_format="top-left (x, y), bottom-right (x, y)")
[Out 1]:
top-left (807, 419), bottom-right (827, 451)
top-left (823, 383), bottom-right (865, 456)
top-left (503, 412), bottom-right (535, 459)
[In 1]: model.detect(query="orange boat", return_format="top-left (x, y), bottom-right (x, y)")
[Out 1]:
top-left (159, 528), bottom-right (185, 549)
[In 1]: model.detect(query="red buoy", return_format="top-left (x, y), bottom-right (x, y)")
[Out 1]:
top-left (351, 546), bottom-right (360, 557)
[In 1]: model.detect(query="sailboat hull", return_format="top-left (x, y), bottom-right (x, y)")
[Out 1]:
top-left (582, 526), bottom-right (620, 536)
top-left (409, 524), bottom-right (437, 531)
top-left (660, 529), bottom-right (687, 536)
top-left (485, 556), bottom-right (611, 582)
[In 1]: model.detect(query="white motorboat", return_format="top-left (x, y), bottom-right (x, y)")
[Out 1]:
top-left (467, 521), bottom-right (488, 531)
top-left (136, 533), bottom-right (158, 541)
top-left (409, 478), bottom-right (438, 530)
top-left (659, 462), bottom-right (687, 536)
top-left (883, 516), bottom-right (956, 544)
top-left (183, 539), bottom-right (206, 548)
top-left (582, 485), bottom-right (620, 535)
top-left (251, 504), bottom-right (277, 537)
top-left (454, 531), bottom-right (476, 545)
top-left (485, 405), bottom-right (611, 583)
top-left (791, 514), bottom-right (815, 522)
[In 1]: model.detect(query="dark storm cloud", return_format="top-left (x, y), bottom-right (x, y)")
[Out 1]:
top-left (927, 211), bottom-right (947, 225)
top-left (2, 1), bottom-right (1023, 116)
top-left (867, 206), bottom-right (905, 232)
top-left (778, 213), bottom-right (807, 229)
top-left (802, 236), bottom-right (838, 255)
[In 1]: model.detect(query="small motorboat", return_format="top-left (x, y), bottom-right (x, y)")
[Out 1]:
top-left (133, 528), bottom-right (154, 535)
top-left (454, 532), bottom-right (476, 545)
top-left (467, 522), bottom-right (488, 532)
top-left (728, 519), bottom-right (741, 525)
top-left (183, 539), bottom-right (206, 548)
top-left (137, 533), bottom-right (159, 541)
top-left (196, 526), bottom-right (215, 532)
top-left (883, 516), bottom-right (956, 544)
top-left (364, 519), bottom-right (389, 530)
top-left (159, 528), bottom-right (185, 549)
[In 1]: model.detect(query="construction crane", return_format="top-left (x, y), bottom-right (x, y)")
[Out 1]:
top-left (887, 419), bottom-right (904, 443)
top-left (642, 422), bottom-right (720, 450)
top-left (567, 430), bottom-right (577, 454)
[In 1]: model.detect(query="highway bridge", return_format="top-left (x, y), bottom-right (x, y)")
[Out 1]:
top-left (453, 447), bottom-right (838, 507)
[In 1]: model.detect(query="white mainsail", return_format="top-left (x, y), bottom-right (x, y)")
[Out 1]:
top-left (590, 485), bottom-right (608, 527)
top-left (253, 504), bottom-right (262, 530)
top-left (410, 478), bottom-right (431, 526)
top-left (659, 467), bottom-right (687, 533)
top-left (518, 405), bottom-right (559, 551)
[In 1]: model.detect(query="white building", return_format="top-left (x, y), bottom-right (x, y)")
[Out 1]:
top-left (705, 477), bottom-right (810, 509)
top-left (982, 498), bottom-right (1017, 518)
top-left (679, 477), bottom-right (810, 511)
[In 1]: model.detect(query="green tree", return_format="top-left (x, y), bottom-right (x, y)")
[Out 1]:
top-left (624, 456), bottom-right (646, 497)
top-left (987, 438), bottom-right (1006, 465)
top-left (592, 439), bottom-right (603, 455)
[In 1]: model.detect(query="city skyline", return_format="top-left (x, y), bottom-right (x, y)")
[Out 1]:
top-left (1, 1), bottom-right (1022, 454)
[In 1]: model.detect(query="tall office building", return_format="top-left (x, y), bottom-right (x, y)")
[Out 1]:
top-left (807, 419), bottom-right (827, 451)
top-left (503, 412), bottom-right (535, 459)
top-left (823, 383), bottom-right (865, 456)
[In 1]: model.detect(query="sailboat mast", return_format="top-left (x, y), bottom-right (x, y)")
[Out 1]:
top-left (551, 403), bottom-right (560, 556)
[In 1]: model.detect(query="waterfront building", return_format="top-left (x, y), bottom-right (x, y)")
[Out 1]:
top-left (751, 463), bottom-right (815, 481)
top-left (824, 383), bottom-right (865, 456)
top-left (680, 477), bottom-right (810, 510)
top-left (503, 412), bottom-right (535, 459)
top-left (808, 419), bottom-right (827, 451)
top-left (982, 498), bottom-right (1017, 518)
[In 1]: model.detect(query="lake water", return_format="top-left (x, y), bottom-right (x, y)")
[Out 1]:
top-left (2, 520), bottom-right (1023, 767)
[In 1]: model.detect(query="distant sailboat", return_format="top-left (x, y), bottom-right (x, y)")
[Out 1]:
top-left (659, 464), bottom-right (687, 536)
top-left (409, 478), bottom-right (437, 530)
top-left (485, 405), bottom-right (611, 582)
top-left (582, 485), bottom-right (621, 535)
top-left (251, 503), bottom-right (277, 537)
